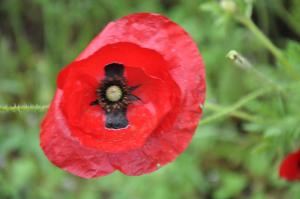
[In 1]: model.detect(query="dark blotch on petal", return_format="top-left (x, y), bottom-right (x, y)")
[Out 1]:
top-left (105, 63), bottom-right (124, 77)
top-left (90, 100), bottom-right (99, 106)
top-left (105, 109), bottom-right (128, 129)
top-left (128, 85), bottom-right (141, 92)
top-left (128, 94), bottom-right (141, 102)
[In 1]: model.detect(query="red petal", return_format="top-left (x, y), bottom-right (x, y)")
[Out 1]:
top-left (40, 90), bottom-right (115, 178)
top-left (279, 149), bottom-right (300, 181)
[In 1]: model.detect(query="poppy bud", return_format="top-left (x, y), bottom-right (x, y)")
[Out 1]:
top-left (220, 0), bottom-right (237, 13)
top-left (279, 149), bottom-right (300, 181)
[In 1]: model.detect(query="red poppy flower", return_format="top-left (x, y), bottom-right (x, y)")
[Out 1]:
top-left (279, 149), bottom-right (300, 181)
top-left (40, 13), bottom-right (206, 178)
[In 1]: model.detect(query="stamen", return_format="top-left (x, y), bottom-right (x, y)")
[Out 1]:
top-left (90, 63), bottom-right (141, 129)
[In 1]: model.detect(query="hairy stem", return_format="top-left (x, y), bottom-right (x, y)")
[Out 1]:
top-left (201, 87), bottom-right (272, 125)
top-left (200, 80), bottom-right (300, 125)
top-left (227, 50), bottom-right (283, 91)
top-left (236, 16), bottom-right (298, 80)
top-left (0, 105), bottom-right (49, 113)
top-left (205, 102), bottom-right (259, 122)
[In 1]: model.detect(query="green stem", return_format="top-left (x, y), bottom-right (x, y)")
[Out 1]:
top-left (201, 87), bottom-right (272, 125)
top-left (205, 102), bottom-right (258, 122)
top-left (200, 80), bottom-right (300, 125)
top-left (274, 1), bottom-right (300, 37)
top-left (237, 16), bottom-right (282, 58)
top-left (0, 105), bottom-right (48, 113)
top-left (227, 50), bottom-right (283, 91)
top-left (236, 16), bottom-right (298, 80)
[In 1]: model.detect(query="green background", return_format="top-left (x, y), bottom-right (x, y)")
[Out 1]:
top-left (1, 0), bottom-right (300, 198)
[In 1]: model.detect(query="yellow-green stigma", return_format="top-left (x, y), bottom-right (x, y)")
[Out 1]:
top-left (106, 85), bottom-right (122, 102)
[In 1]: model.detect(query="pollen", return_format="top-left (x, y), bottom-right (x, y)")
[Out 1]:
top-left (105, 85), bottom-right (122, 102)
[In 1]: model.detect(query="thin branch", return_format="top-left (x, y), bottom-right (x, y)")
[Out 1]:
top-left (236, 16), bottom-right (298, 80)
top-left (226, 50), bottom-right (283, 91)
top-left (201, 87), bottom-right (272, 125)
top-left (200, 80), bottom-right (300, 125)
top-left (205, 102), bottom-right (259, 122)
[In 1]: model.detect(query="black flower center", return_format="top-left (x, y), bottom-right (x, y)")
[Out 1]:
top-left (90, 63), bottom-right (140, 129)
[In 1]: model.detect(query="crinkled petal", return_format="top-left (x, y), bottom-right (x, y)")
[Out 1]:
top-left (40, 90), bottom-right (115, 178)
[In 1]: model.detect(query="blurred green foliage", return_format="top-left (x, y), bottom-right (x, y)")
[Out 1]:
top-left (1, 0), bottom-right (300, 198)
